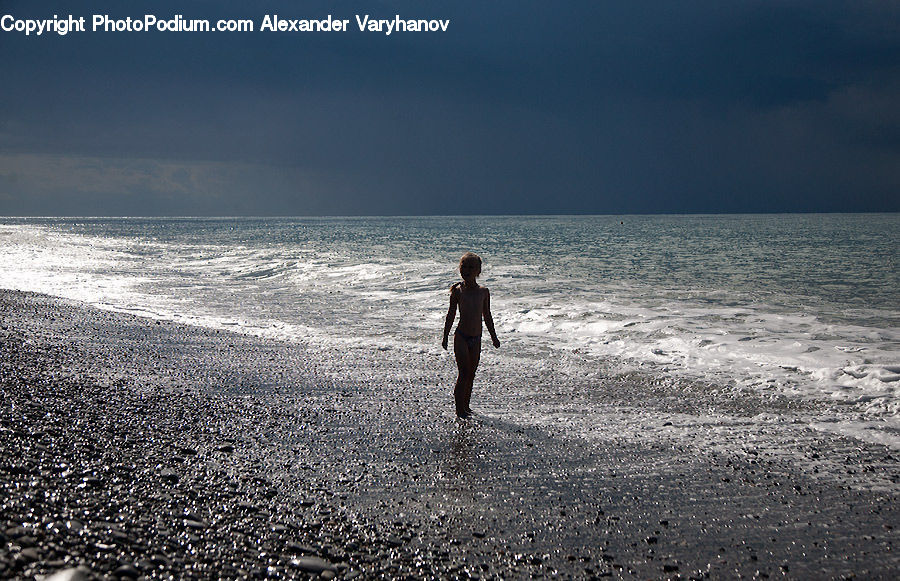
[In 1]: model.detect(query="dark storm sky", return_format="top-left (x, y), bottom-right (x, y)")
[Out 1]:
top-left (1, 0), bottom-right (898, 215)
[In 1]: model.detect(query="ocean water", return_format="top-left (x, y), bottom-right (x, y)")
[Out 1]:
top-left (1, 215), bottom-right (898, 447)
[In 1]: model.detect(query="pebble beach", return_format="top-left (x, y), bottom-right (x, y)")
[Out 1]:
top-left (2, 289), bottom-right (898, 579)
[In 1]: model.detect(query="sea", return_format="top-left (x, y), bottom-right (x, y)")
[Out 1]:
top-left (1, 215), bottom-right (898, 449)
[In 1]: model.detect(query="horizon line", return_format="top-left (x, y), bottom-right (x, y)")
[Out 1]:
top-left (1, 210), bottom-right (898, 220)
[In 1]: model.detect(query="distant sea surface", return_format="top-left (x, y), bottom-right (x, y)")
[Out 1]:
top-left (1, 215), bottom-right (898, 446)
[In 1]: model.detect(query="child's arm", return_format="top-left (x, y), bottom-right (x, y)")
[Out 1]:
top-left (442, 285), bottom-right (459, 350)
top-left (483, 288), bottom-right (500, 348)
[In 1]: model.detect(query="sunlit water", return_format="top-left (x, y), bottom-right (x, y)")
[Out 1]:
top-left (1, 215), bottom-right (898, 447)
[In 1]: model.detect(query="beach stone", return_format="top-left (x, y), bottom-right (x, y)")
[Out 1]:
top-left (18, 534), bottom-right (38, 547)
top-left (149, 554), bottom-right (171, 567)
top-left (94, 542), bottom-right (116, 552)
top-left (81, 477), bottom-right (102, 488)
top-left (113, 564), bottom-right (141, 578)
top-left (135, 559), bottom-right (153, 571)
top-left (291, 556), bottom-right (336, 574)
top-left (286, 542), bottom-right (317, 555)
top-left (216, 444), bottom-right (234, 453)
top-left (44, 567), bottom-right (92, 581)
top-left (19, 547), bottom-right (41, 562)
top-left (160, 469), bottom-right (179, 484)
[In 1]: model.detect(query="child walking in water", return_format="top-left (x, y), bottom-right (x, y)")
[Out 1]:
top-left (442, 252), bottom-right (501, 418)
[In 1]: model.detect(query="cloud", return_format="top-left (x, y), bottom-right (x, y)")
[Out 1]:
top-left (0, 154), bottom-right (250, 200)
top-left (0, 154), bottom-right (361, 215)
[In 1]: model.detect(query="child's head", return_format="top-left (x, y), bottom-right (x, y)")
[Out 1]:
top-left (459, 252), bottom-right (482, 279)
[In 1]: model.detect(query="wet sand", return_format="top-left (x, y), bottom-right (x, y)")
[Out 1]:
top-left (1, 289), bottom-right (898, 579)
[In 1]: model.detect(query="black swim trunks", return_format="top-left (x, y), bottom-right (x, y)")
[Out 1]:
top-left (455, 328), bottom-right (482, 348)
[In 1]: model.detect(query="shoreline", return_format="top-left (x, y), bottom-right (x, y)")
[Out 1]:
top-left (1, 289), bottom-right (898, 579)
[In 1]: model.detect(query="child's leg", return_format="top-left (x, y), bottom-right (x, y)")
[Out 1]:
top-left (462, 342), bottom-right (482, 414)
top-left (453, 333), bottom-right (476, 417)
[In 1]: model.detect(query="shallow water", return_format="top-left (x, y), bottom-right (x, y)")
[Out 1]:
top-left (1, 214), bottom-right (897, 447)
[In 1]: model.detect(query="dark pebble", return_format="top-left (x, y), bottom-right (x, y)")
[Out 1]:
top-left (5, 527), bottom-right (26, 538)
top-left (18, 534), bottom-right (38, 547)
top-left (286, 542), bottom-right (317, 555)
top-left (68, 518), bottom-right (86, 529)
top-left (135, 559), bottom-right (154, 570)
top-left (149, 554), bottom-right (172, 567)
top-left (81, 477), bottom-right (102, 488)
top-left (113, 564), bottom-right (141, 578)
top-left (160, 469), bottom-right (179, 484)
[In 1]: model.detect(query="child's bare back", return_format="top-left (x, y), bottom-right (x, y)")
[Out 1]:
top-left (442, 252), bottom-right (500, 418)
